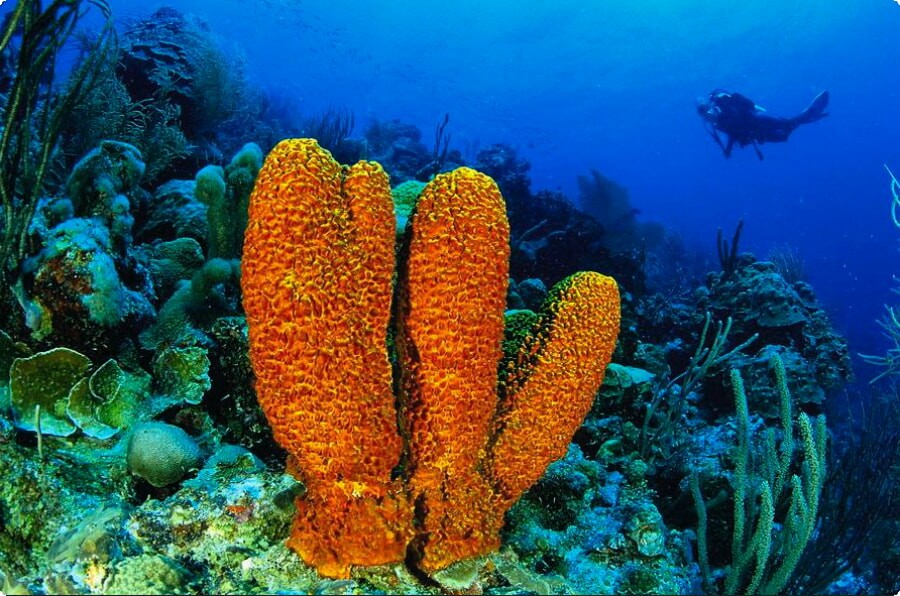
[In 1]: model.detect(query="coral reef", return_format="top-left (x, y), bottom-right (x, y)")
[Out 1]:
top-left (0, 426), bottom-right (305, 594)
top-left (149, 344), bottom-right (211, 406)
top-left (475, 143), bottom-right (533, 203)
top-left (242, 139), bottom-right (621, 577)
top-left (118, 8), bottom-right (246, 144)
top-left (64, 141), bottom-right (146, 232)
top-left (139, 258), bottom-right (241, 350)
top-left (196, 142), bottom-right (262, 260)
top-left (363, 117), bottom-right (464, 183)
top-left (301, 106), bottom-right (359, 164)
top-left (25, 219), bottom-right (155, 352)
top-left (21, 141), bottom-right (156, 357)
top-left (136, 181), bottom-right (208, 248)
top-left (504, 445), bottom-right (696, 595)
top-left (473, 144), bottom-right (652, 294)
top-left (135, 238), bottom-right (206, 303)
top-left (0, 5), bottom-right (882, 592)
top-left (205, 317), bottom-right (273, 451)
top-left (0, 0), bottom-right (114, 333)
top-left (576, 169), bottom-right (664, 254)
top-left (697, 255), bottom-right (852, 417)
top-left (363, 118), bottom-right (433, 182)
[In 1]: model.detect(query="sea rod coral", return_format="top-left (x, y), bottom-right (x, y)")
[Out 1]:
top-left (241, 138), bottom-right (620, 578)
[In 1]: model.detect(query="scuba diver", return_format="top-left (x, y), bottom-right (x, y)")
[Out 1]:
top-left (696, 89), bottom-right (829, 159)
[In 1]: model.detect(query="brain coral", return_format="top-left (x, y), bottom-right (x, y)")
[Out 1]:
top-left (242, 139), bottom-right (621, 578)
top-left (127, 422), bottom-right (204, 488)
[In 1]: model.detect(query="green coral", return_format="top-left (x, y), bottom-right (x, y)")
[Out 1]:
top-left (8, 348), bottom-right (149, 439)
top-left (65, 140), bottom-right (145, 217)
top-left (691, 354), bottom-right (827, 595)
top-left (151, 345), bottom-right (211, 406)
top-left (226, 143), bottom-right (263, 199)
top-left (142, 147), bottom-right (255, 352)
top-left (195, 165), bottom-right (228, 257)
top-left (9, 348), bottom-right (91, 436)
top-left (140, 238), bottom-right (206, 302)
top-left (196, 143), bottom-right (262, 260)
top-left (391, 180), bottom-right (426, 238)
top-left (140, 258), bottom-right (241, 349)
top-left (67, 359), bottom-right (149, 440)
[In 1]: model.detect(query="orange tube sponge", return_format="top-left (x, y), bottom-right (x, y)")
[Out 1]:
top-left (395, 168), bottom-right (510, 570)
top-left (243, 141), bottom-right (621, 578)
top-left (488, 271), bottom-right (621, 510)
top-left (241, 139), bottom-right (412, 578)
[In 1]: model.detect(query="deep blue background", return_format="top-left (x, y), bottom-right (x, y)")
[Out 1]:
top-left (11, 0), bottom-right (900, 371)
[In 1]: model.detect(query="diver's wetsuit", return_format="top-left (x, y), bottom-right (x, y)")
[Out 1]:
top-left (698, 89), bottom-right (829, 159)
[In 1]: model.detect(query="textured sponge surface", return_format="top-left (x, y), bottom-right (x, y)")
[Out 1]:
top-left (241, 139), bottom-right (411, 577)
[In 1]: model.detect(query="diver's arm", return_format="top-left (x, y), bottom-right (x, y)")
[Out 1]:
top-left (706, 124), bottom-right (730, 156)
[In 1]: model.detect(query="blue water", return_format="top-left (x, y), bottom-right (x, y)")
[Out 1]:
top-left (17, 0), bottom-right (900, 365)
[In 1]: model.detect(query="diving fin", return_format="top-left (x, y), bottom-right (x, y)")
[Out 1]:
top-left (752, 141), bottom-right (764, 161)
top-left (795, 90), bottom-right (829, 125)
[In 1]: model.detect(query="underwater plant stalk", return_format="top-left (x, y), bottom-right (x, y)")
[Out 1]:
top-left (34, 404), bottom-right (43, 464)
top-left (639, 312), bottom-right (757, 461)
top-left (689, 470), bottom-right (711, 591)
top-left (692, 355), bottom-right (827, 595)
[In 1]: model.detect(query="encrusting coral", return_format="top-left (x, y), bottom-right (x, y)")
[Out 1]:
top-left (241, 138), bottom-right (621, 578)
